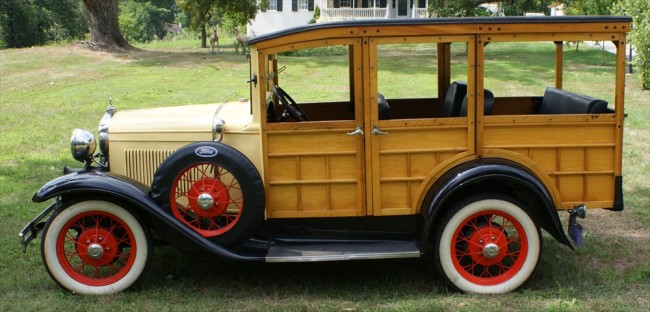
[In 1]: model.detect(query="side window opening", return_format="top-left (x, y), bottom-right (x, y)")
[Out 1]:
top-left (267, 45), bottom-right (354, 123)
top-left (376, 41), bottom-right (469, 119)
top-left (483, 41), bottom-right (615, 115)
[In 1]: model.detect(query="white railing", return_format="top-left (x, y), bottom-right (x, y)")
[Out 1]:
top-left (320, 7), bottom-right (430, 21)
top-left (414, 8), bottom-right (429, 18)
top-left (321, 8), bottom-right (387, 20)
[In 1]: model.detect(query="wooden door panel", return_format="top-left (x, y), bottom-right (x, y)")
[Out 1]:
top-left (266, 130), bottom-right (364, 218)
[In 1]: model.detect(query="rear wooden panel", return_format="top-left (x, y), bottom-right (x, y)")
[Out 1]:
top-left (484, 114), bottom-right (617, 209)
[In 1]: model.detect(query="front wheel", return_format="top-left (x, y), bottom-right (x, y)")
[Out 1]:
top-left (41, 200), bottom-right (151, 295)
top-left (434, 195), bottom-right (541, 294)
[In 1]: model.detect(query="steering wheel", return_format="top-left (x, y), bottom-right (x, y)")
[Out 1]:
top-left (273, 85), bottom-right (310, 122)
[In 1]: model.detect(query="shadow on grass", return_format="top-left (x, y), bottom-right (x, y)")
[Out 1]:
top-left (139, 247), bottom-right (447, 301)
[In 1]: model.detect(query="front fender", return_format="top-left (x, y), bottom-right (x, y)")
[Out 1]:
top-left (32, 171), bottom-right (264, 261)
top-left (33, 171), bottom-right (150, 204)
top-left (420, 159), bottom-right (573, 249)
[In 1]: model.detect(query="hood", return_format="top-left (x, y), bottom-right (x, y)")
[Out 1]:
top-left (109, 101), bottom-right (252, 142)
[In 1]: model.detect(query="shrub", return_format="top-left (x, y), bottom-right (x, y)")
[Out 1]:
top-left (614, 0), bottom-right (650, 89)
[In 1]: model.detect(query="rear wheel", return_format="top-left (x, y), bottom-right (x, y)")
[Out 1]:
top-left (434, 194), bottom-right (541, 294)
top-left (41, 200), bottom-right (151, 295)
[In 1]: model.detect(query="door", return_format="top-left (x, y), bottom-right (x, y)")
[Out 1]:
top-left (367, 35), bottom-right (476, 216)
top-left (262, 39), bottom-right (368, 218)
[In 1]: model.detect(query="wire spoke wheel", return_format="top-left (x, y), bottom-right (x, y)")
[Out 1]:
top-left (170, 163), bottom-right (244, 237)
top-left (436, 195), bottom-right (541, 294)
top-left (42, 200), bottom-right (150, 295)
top-left (452, 210), bottom-right (527, 284)
top-left (59, 211), bottom-right (135, 285)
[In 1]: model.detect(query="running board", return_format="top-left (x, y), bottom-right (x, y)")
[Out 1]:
top-left (265, 241), bottom-right (422, 262)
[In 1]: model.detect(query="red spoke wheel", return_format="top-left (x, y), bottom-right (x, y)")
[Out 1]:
top-left (151, 142), bottom-right (265, 246)
top-left (435, 195), bottom-right (541, 294)
top-left (42, 200), bottom-right (151, 295)
top-left (170, 163), bottom-right (244, 237)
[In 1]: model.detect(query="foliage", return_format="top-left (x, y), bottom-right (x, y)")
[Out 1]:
top-left (428, 0), bottom-right (555, 17)
top-left (119, 0), bottom-right (176, 43)
top-left (310, 6), bottom-right (321, 23)
top-left (613, 0), bottom-right (650, 90)
top-left (0, 0), bottom-right (86, 48)
top-left (502, 0), bottom-right (553, 16)
top-left (563, 0), bottom-right (615, 15)
top-left (176, 0), bottom-right (257, 47)
top-left (428, 0), bottom-right (492, 17)
top-left (279, 45), bottom-right (348, 57)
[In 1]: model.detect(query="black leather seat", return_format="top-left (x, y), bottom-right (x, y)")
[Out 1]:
top-left (539, 87), bottom-right (608, 114)
top-left (377, 93), bottom-right (390, 120)
top-left (442, 81), bottom-right (467, 117)
top-left (458, 89), bottom-right (495, 117)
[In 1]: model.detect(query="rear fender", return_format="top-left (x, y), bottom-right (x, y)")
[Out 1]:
top-left (32, 171), bottom-right (263, 260)
top-left (420, 159), bottom-right (573, 249)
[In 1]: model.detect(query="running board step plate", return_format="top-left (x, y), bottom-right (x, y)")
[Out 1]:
top-left (265, 241), bottom-right (422, 262)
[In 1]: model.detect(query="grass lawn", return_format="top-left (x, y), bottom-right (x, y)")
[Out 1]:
top-left (0, 39), bottom-right (649, 311)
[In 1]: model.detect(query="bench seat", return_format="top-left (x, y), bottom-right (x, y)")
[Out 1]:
top-left (539, 87), bottom-right (608, 114)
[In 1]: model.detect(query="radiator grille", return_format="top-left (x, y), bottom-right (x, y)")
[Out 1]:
top-left (124, 148), bottom-right (175, 186)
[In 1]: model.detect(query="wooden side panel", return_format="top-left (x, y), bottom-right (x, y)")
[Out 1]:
top-left (484, 115), bottom-right (617, 209)
top-left (375, 120), bottom-right (469, 215)
top-left (266, 130), bottom-right (365, 218)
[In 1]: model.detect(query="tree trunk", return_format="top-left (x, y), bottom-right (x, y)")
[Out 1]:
top-left (82, 0), bottom-right (134, 51)
top-left (201, 23), bottom-right (208, 48)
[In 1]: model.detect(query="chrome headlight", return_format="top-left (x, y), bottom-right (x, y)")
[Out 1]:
top-left (70, 129), bottom-right (96, 162)
top-left (98, 104), bottom-right (116, 156)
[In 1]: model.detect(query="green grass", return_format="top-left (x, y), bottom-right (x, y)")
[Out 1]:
top-left (1, 41), bottom-right (649, 311)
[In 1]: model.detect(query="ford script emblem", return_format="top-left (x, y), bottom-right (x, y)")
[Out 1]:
top-left (195, 146), bottom-right (219, 158)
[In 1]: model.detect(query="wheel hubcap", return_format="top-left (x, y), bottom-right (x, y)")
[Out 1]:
top-left (483, 243), bottom-right (500, 259)
top-left (87, 243), bottom-right (104, 260)
top-left (197, 193), bottom-right (215, 210)
top-left (187, 178), bottom-right (230, 218)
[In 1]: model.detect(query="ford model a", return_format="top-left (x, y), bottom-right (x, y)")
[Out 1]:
top-left (20, 16), bottom-right (631, 294)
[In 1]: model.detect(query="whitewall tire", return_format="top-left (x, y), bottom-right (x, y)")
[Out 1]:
top-left (41, 200), bottom-right (151, 295)
top-left (435, 195), bottom-right (541, 294)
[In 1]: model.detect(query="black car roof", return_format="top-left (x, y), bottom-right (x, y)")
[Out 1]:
top-left (248, 16), bottom-right (631, 45)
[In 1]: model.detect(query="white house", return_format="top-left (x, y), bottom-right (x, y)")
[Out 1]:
top-left (248, 0), bottom-right (429, 37)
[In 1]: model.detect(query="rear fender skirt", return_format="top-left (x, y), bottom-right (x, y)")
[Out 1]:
top-left (420, 159), bottom-right (573, 249)
top-left (32, 171), bottom-right (264, 261)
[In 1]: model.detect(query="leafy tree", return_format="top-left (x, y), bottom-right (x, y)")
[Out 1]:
top-left (563, 0), bottom-right (615, 16)
top-left (37, 0), bottom-right (88, 41)
top-left (120, 0), bottom-right (177, 43)
top-left (613, 0), bottom-right (650, 89)
top-left (176, 0), bottom-right (258, 48)
top-left (0, 0), bottom-right (46, 48)
top-left (0, 0), bottom-right (86, 48)
top-left (429, 0), bottom-right (493, 17)
top-left (502, 0), bottom-right (553, 16)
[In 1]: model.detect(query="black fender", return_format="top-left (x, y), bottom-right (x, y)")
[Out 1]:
top-left (32, 171), bottom-right (264, 261)
top-left (420, 158), bottom-right (573, 249)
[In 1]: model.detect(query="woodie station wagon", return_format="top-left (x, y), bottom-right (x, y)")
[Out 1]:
top-left (21, 16), bottom-right (631, 294)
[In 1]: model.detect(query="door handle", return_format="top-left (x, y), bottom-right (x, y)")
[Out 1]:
top-left (346, 127), bottom-right (364, 136)
top-left (371, 126), bottom-right (388, 135)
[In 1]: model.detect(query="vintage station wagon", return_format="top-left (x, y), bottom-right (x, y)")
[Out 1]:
top-left (21, 16), bottom-right (631, 294)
